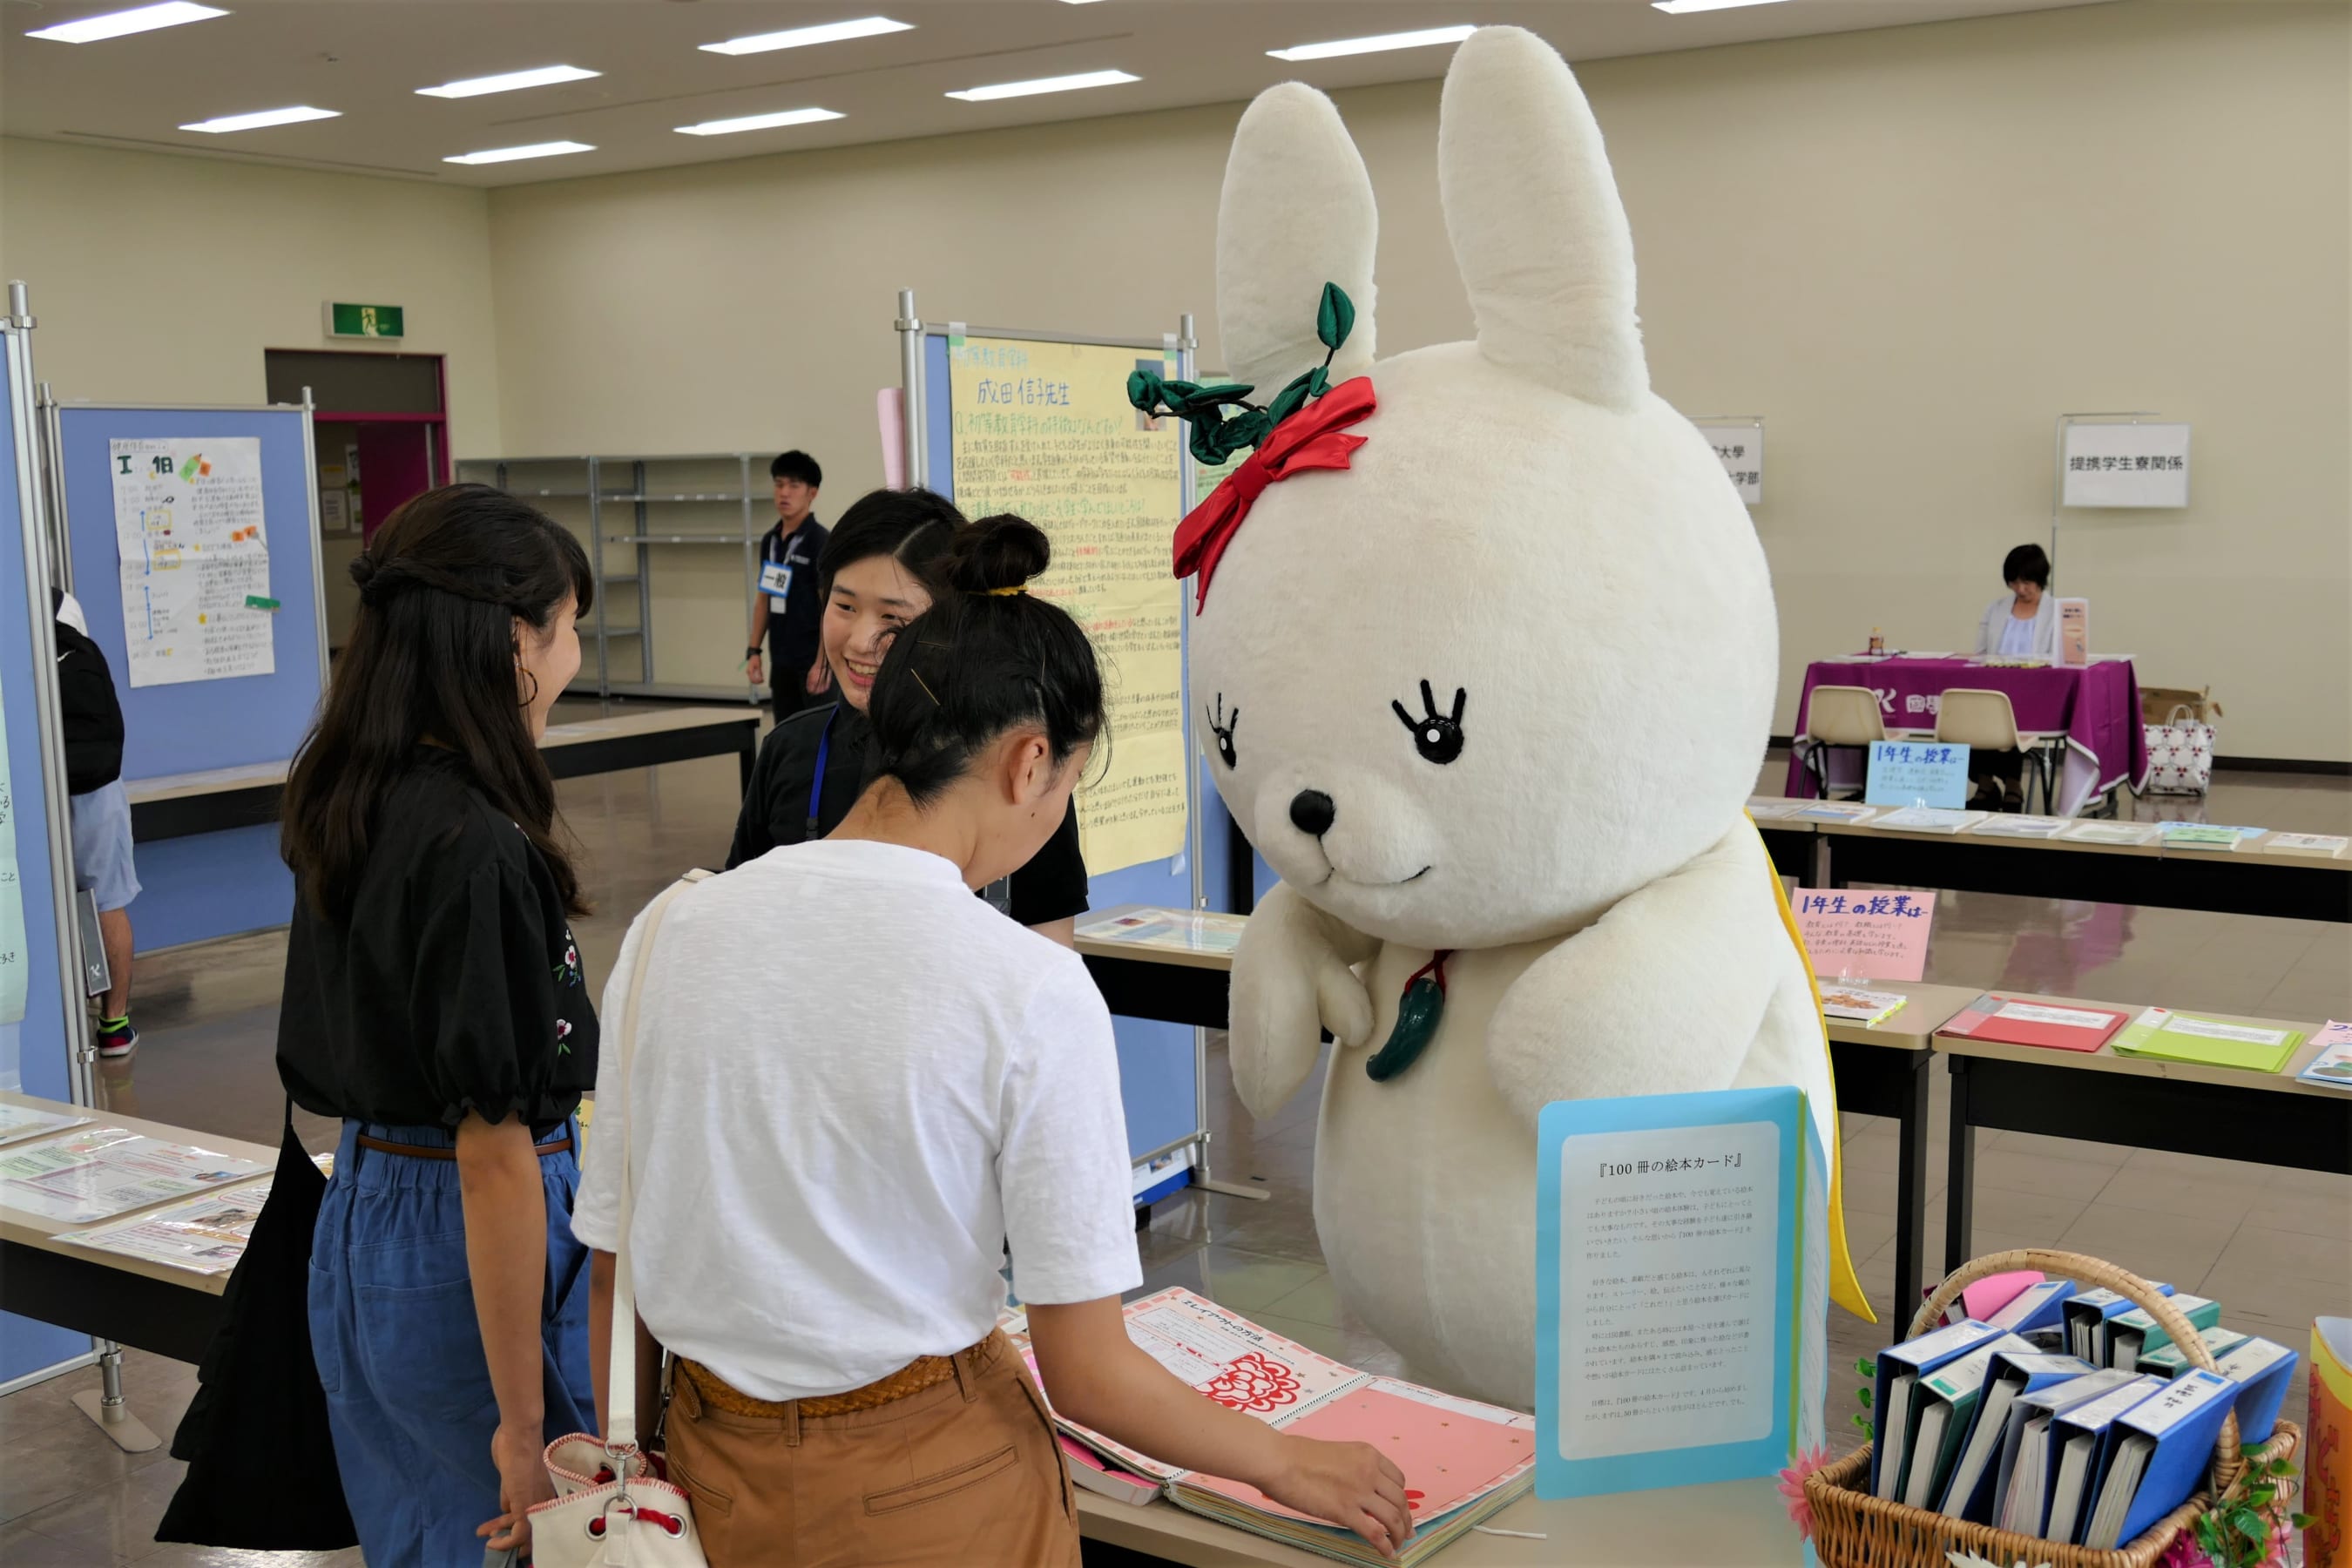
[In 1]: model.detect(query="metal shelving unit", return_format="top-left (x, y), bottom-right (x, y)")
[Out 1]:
top-left (459, 451), bottom-right (764, 703)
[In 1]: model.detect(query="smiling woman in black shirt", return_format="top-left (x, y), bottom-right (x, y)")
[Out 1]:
top-left (276, 483), bottom-right (597, 1568)
top-left (727, 487), bottom-right (1092, 939)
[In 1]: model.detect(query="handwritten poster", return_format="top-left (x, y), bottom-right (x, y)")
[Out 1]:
top-left (0, 679), bottom-right (25, 1026)
top-left (949, 337), bottom-right (1186, 873)
top-left (1794, 889), bottom-right (1937, 982)
top-left (109, 437), bottom-right (274, 687)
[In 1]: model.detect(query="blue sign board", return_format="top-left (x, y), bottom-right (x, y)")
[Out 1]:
top-left (1864, 740), bottom-right (1971, 808)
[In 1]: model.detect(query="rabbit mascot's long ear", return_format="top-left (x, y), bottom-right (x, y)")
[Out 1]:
top-left (1215, 84), bottom-right (1377, 395)
top-left (1440, 26), bottom-right (1647, 412)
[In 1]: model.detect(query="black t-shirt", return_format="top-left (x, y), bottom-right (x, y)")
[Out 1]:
top-left (277, 749), bottom-right (598, 1130)
top-left (758, 517), bottom-right (829, 671)
top-left (725, 702), bottom-right (1091, 928)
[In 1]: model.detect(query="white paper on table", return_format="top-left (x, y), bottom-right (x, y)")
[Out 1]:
top-left (1994, 1002), bottom-right (2116, 1031)
top-left (0, 1127), bottom-right (267, 1223)
top-left (0, 1105), bottom-right (92, 1147)
top-left (110, 436), bottom-right (274, 688)
top-left (59, 1177), bottom-right (273, 1274)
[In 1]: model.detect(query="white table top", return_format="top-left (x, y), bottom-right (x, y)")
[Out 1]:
top-left (1747, 800), bottom-right (2349, 868)
top-left (1078, 1476), bottom-right (1802, 1566)
top-left (124, 704), bottom-right (760, 804)
top-left (1932, 996), bottom-right (2339, 1099)
top-left (0, 1090), bottom-right (276, 1297)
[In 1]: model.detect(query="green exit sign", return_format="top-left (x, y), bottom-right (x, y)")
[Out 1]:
top-left (325, 301), bottom-right (403, 339)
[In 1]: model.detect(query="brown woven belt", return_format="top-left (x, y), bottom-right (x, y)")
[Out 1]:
top-left (356, 1133), bottom-right (573, 1160)
top-left (678, 1334), bottom-right (997, 1420)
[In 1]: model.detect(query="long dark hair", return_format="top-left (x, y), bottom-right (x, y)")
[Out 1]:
top-left (282, 483), bottom-right (593, 920)
top-left (867, 514), bottom-right (1105, 806)
top-left (816, 486), bottom-right (962, 598)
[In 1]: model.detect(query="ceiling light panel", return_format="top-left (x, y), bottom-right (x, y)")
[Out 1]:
top-left (179, 105), bottom-right (340, 133)
top-left (946, 69), bottom-right (1138, 103)
top-left (27, 2), bottom-right (226, 44)
top-left (700, 17), bottom-right (910, 56)
top-left (417, 64), bottom-right (600, 99)
top-left (1267, 25), bottom-right (1477, 63)
top-left (444, 140), bottom-right (596, 166)
top-left (676, 107), bottom-right (843, 137)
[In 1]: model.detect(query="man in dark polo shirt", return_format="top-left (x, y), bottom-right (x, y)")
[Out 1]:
top-left (746, 449), bottom-right (831, 719)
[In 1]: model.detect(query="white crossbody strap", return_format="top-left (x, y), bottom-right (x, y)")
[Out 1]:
top-left (605, 869), bottom-right (709, 1451)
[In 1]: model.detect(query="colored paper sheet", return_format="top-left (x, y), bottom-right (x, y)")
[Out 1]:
top-left (1791, 889), bottom-right (1936, 982)
top-left (947, 337), bottom-right (1186, 874)
top-left (108, 436), bottom-right (274, 688)
top-left (2112, 1008), bottom-right (2301, 1073)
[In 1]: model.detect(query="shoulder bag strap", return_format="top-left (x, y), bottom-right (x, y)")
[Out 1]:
top-left (605, 868), bottom-right (711, 1453)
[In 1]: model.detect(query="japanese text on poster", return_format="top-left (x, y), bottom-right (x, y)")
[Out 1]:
top-left (1695, 421), bottom-right (1764, 506)
top-left (1555, 1119), bottom-right (1781, 1460)
top-left (1864, 740), bottom-right (1970, 808)
top-left (2061, 421), bottom-right (2189, 508)
top-left (1794, 889), bottom-right (1937, 982)
top-left (109, 436), bottom-right (274, 687)
top-left (949, 338), bottom-right (1186, 872)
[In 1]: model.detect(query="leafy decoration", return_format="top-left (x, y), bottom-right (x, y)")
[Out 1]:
top-left (1127, 283), bottom-right (1359, 468)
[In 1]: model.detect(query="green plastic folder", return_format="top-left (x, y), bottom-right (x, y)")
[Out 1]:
top-left (2111, 1009), bottom-right (2302, 1073)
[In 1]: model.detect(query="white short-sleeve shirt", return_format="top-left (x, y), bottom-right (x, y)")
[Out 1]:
top-left (571, 839), bottom-right (1142, 1402)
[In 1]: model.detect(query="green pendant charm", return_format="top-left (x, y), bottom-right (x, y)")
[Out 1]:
top-left (1364, 951), bottom-right (1453, 1084)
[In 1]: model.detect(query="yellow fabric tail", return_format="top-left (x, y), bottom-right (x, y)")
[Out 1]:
top-left (1753, 815), bottom-right (1877, 1324)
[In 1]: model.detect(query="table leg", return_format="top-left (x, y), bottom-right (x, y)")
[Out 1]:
top-left (1945, 1055), bottom-right (1977, 1280)
top-left (1890, 1051), bottom-right (1933, 1324)
top-left (737, 734), bottom-right (756, 800)
top-left (1810, 835), bottom-right (1831, 892)
top-left (70, 1342), bottom-right (159, 1454)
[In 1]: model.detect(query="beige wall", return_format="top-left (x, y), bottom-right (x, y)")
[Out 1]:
top-left (0, 138), bottom-right (502, 448)
top-left (488, 0), bottom-right (2348, 758)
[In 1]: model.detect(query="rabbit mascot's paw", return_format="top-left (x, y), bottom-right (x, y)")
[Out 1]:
top-left (1147, 27), bottom-right (1875, 1413)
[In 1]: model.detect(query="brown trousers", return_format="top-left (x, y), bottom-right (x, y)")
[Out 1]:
top-left (665, 1332), bottom-right (1082, 1568)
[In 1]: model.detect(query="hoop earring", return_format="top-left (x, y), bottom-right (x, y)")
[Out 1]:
top-left (517, 666), bottom-right (540, 710)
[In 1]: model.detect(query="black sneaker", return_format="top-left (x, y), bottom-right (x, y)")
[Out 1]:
top-left (94, 1019), bottom-right (139, 1058)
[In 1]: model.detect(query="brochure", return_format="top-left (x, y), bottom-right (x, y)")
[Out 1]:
top-left (58, 1178), bottom-right (274, 1274)
top-left (0, 1104), bottom-right (92, 1148)
top-left (0, 1127), bottom-right (267, 1225)
top-left (1078, 909), bottom-right (1247, 956)
top-left (2295, 1021), bottom-right (2352, 1092)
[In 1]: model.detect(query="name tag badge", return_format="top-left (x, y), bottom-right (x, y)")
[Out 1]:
top-left (759, 562), bottom-right (794, 600)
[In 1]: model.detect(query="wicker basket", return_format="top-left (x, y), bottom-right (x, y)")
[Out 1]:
top-left (1805, 1248), bottom-right (2301, 1568)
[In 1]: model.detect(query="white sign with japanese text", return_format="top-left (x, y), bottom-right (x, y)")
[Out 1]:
top-left (1696, 421), bottom-right (1763, 506)
top-left (2061, 421), bottom-right (2189, 508)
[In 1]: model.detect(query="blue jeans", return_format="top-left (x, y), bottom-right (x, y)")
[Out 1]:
top-left (309, 1119), bottom-right (595, 1568)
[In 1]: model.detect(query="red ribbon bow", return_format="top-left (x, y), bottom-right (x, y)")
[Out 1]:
top-left (1173, 375), bottom-right (1377, 611)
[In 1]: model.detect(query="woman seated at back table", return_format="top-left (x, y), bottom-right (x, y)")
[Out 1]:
top-left (1974, 542), bottom-right (2056, 659)
top-left (1966, 542), bottom-right (2055, 808)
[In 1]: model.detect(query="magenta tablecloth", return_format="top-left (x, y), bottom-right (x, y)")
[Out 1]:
top-left (1785, 657), bottom-right (2150, 815)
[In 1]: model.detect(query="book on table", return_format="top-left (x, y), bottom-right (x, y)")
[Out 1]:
top-left (2059, 821), bottom-right (2165, 847)
top-left (1795, 801), bottom-right (1879, 823)
top-left (1968, 814), bottom-right (2071, 840)
top-left (2295, 1021), bottom-right (2352, 1092)
top-left (1818, 985), bottom-right (1909, 1026)
top-left (999, 1290), bottom-right (1534, 1565)
top-left (2159, 823), bottom-right (2245, 852)
top-left (1872, 807), bottom-right (1988, 834)
top-left (1746, 797), bottom-right (1808, 821)
top-left (1940, 995), bottom-right (2131, 1054)
top-left (2110, 1008), bottom-right (2303, 1073)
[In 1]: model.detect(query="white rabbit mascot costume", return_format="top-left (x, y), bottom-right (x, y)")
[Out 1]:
top-left (1128, 26), bottom-right (1875, 1421)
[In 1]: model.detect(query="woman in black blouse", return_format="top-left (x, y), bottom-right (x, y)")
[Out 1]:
top-left (726, 487), bottom-right (1092, 940)
top-left (277, 483), bottom-right (598, 1566)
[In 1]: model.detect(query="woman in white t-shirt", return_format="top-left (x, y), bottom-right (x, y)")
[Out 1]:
top-left (574, 516), bottom-right (1411, 1565)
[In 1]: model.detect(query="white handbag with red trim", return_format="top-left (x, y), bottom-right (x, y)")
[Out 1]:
top-left (529, 875), bottom-right (710, 1568)
top-left (2142, 706), bottom-right (2217, 795)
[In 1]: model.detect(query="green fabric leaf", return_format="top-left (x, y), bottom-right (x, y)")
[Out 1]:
top-left (1316, 281), bottom-right (1355, 352)
top-left (1126, 368), bottom-right (1168, 415)
top-left (1308, 364), bottom-right (1331, 398)
top-left (1267, 372), bottom-right (1314, 426)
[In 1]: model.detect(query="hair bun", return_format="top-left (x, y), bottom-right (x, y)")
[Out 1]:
top-left (948, 514), bottom-right (1051, 597)
top-left (349, 552), bottom-right (387, 605)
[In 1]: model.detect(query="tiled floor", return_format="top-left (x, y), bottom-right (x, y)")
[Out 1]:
top-left (4, 709), bottom-right (2345, 1559)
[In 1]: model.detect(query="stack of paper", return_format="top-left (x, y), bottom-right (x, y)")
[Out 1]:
top-left (2258, 832), bottom-right (2349, 858)
top-left (0, 1105), bottom-right (93, 1148)
top-left (2111, 1008), bottom-right (2303, 1074)
top-left (1872, 808), bottom-right (1988, 834)
top-left (0, 1128), bottom-right (268, 1225)
top-left (2060, 821), bottom-right (2165, 847)
top-left (58, 1179), bottom-right (274, 1274)
top-left (1796, 801), bottom-right (1879, 824)
top-left (1969, 815), bottom-right (2071, 840)
top-left (1745, 798), bottom-right (1808, 821)
top-left (1003, 1291), bottom-right (1534, 1563)
top-left (2159, 824), bottom-right (2244, 853)
top-left (2297, 1021), bottom-right (2352, 1092)
top-left (1819, 985), bottom-right (1909, 1026)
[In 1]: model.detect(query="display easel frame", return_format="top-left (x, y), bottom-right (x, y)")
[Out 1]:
top-left (895, 293), bottom-right (1264, 1207)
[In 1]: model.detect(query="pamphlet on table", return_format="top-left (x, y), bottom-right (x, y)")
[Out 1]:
top-left (1939, 996), bottom-right (2130, 1054)
top-left (2159, 823), bottom-right (2242, 852)
top-left (0, 1126), bottom-right (267, 1223)
top-left (1795, 801), bottom-right (1878, 824)
top-left (2111, 1008), bottom-right (2302, 1074)
top-left (1872, 808), bottom-right (1987, 835)
top-left (1076, 909), bottom-right (1247, 956)
top-left (2058, 821), bottom-right (2164, 847)
top-left (59, 1177), bottom-right (273, 1274)
top-left (2295, 1021), bottom-right (2352, 1092)
top-left (1818, 985), bottom-right (1909, 1026)
top-left (2259, 832), bottom-right (2349, 858)
top-left (1968, 815), bottom-right (2071, 840)
top-left (0, 1104), bottom-right (92, 1148)
top-left (1000, 1290), bottom-right (1534, 1565)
